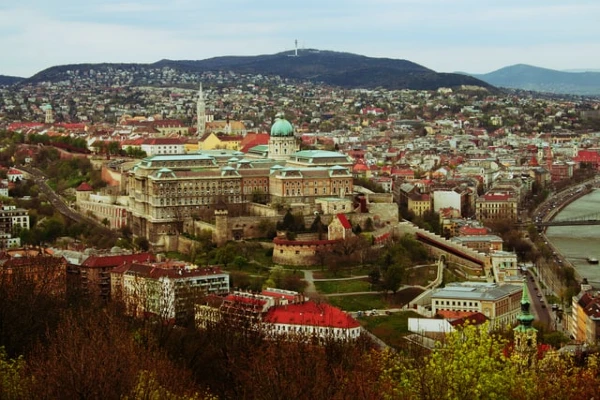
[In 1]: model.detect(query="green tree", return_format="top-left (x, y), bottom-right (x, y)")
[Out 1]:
top-left (381, 264), bottom-right (404, 294)
top-left (381, 322), bottom-right (520, 399)
top-left (0, 347), bottom-right (31, 399)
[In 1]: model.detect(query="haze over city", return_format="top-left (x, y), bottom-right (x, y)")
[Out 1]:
top-left (1, 0), bottom-right (600, 77)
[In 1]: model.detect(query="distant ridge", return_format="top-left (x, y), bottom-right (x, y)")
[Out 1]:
top-left (468, 64), bottom-right (600, 96)
top-left (23, 49), bottom-right (492, 91)
top-left (0, 75), bottom-right (25, 86)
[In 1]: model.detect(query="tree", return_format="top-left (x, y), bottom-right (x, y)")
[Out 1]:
top-left (214, 243), bottom-right (236, 268)
top-left (381, 322), bottom-right (520, 399)
top-left (232, 256), bottom-right (248, 270)
top-left (381, 264), bottom-right (404, 294)
top-left (310, 214), bottom-right (327, 239)
top-left (134, 237), bottom-right (150, 252)
top-left (0, 347), bottom-right (32, 399)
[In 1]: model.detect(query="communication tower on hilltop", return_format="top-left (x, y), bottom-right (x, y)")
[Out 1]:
top-left (288, 40), bottom-right (299, 57)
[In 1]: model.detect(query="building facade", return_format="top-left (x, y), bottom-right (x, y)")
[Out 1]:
top-left (475, 191), bottom-right (518, 222)
top-left (431, 282), bottom-right (522, 330)
top-left (111, 262), bottom-right (229, 323)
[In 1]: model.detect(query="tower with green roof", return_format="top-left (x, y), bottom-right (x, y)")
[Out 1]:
top-left (268, 112), bottom-right (298, 160)
top-left (513, 281), bottom-right (537, 367)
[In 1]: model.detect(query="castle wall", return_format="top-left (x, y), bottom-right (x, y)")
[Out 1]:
top-left (101, 166), bottom-right (123, 187)
top-left (272, 233), bottom-right (337, 266)
top-left (246, 203), bottom-right (281, 217)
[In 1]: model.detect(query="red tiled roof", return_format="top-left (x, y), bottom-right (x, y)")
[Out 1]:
top-left (574, 150), bottom-right (600, 163)
top-left (76, 182), bottom-right (93, 191)
top-left (336, 213), bottom-right (352, 229)
top-left (263, 301), bottom-right (360, 329)
top-left (240, 133), bottom-right (269, 150)
top-left (82, 252), bottom-right (155, 268)
top-left (483, 193), bottom-right (512, 201)
top-left (459, 226), bottom-right (489, 236)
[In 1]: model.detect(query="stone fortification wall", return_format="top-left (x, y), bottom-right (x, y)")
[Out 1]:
top-left (101, 166), bottom-right (122, 187)
top-left (366, 193), bottom-right (394, 203)
top-left (394, 222), bottom-right (491, 272)
top-left (246, 203), bottom-right (281, 217)
top-left (363, 203), bottom-right (399, 227)
top-left (272, 233), bottom-right (337, 266)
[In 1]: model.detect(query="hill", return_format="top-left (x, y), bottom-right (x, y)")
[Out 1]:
top-left (470, 64), bottom-right (600, 96)
top-left (0, 75), bottom-right (25, 86)
top-left (24, 50), bottom-right (492, 91)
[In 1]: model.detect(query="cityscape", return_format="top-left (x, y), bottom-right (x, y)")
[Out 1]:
top-left (2, 3), bottom-right (600, 397)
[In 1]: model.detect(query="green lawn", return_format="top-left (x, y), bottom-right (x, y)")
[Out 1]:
top-left (326, 294), bottom-right (387, 311)
top-left (358, 311), bottom-right (422, 349)
top-left (314, 279), bottom-right (373, 294)
top-left (312, 266), bottom-right (373, 279)
top-left (404, 264), bottom-right (439, 286)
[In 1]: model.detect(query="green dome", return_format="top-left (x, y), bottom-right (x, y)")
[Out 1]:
top-left (270, 114), bottom-right (294, 137)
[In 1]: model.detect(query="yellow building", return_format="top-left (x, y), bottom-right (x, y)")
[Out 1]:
top-left (199, 132), bottom-right (243, 151)
top-left (407, 193), bottom-right (432, 217)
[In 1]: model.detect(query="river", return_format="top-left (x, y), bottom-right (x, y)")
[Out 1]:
top-left (545, 189), bottom-right (600, 287)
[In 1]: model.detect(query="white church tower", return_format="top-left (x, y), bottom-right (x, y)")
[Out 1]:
top-left (197, 83), bottom-right (206, 137)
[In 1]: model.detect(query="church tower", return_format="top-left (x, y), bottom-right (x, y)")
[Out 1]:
top-left (197, 83), bottom-right (206, 137)
top-left (513, 281), bottom-right (537, 368)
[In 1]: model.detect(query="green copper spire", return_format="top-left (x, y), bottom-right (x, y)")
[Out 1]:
top-left (515, 280), bottom-right (535, 331)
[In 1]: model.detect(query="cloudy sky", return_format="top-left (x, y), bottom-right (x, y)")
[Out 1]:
top-left (1, 0), bottom-right (599, 77)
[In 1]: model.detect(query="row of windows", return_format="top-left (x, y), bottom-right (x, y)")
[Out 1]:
top-left (434, 300), bottom-right (479, 307)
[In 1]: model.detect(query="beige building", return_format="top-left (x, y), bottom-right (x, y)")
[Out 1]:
top-left (475, 191), bottom-right (518, 222)
top-left (571, 280), bottom-right (600, 344)
top-left (431, 282), bottom-right (522, 330)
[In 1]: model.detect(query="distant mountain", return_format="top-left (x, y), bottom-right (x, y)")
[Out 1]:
top-left (469, 64), bottom-right (600, 96)
top-left (0, 75), bottom-right (25, 86)
top-left (23, 50), bottom-right (492, 91)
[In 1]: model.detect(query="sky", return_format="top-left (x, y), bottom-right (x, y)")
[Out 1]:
top-left (1, 0), bottom-right (600, 77)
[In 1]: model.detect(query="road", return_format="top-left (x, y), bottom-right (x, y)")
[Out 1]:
top-left (524, 269), bottom-right (552, 329)
top-left (18, 164), bottom-right (105, 229)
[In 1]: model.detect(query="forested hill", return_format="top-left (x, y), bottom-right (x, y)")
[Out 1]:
top-left (0, 75), bottom-right (25, 86)
top-left (23, 49), bottom-right (493, 91)
top-left (470, 64), bottom-right (600, 96)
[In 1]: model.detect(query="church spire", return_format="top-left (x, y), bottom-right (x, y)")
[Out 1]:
top-left (513, 280), bottom-right (537, 368)
top-left (197, 83), bottom-right (206, 137)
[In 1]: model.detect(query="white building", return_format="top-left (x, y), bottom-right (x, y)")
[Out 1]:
top-left (0, 205), bottom-right (30, 233)
top-left (262, 301), bottom-right (362, 341)
top-left (431, 282), bottom-right (522, 330)
top-left (433, 190), bottom-right (462, 213)
top-left (111, 263), bottom-right (229, 322)
top-left (140, 138), bottom-right (186, 156)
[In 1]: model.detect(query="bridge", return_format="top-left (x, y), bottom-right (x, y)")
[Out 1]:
top-left (537, 211), bottom-right (600, 227)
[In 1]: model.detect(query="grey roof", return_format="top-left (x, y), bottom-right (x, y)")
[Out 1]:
top-left (432, 282), bottom-right (521, 301)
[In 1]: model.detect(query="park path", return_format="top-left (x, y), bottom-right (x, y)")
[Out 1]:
top-left (302, 270), bottom-right (318, 297)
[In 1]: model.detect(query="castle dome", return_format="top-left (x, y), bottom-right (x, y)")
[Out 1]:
top-left (270, 112), bottom-right (294, 137)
